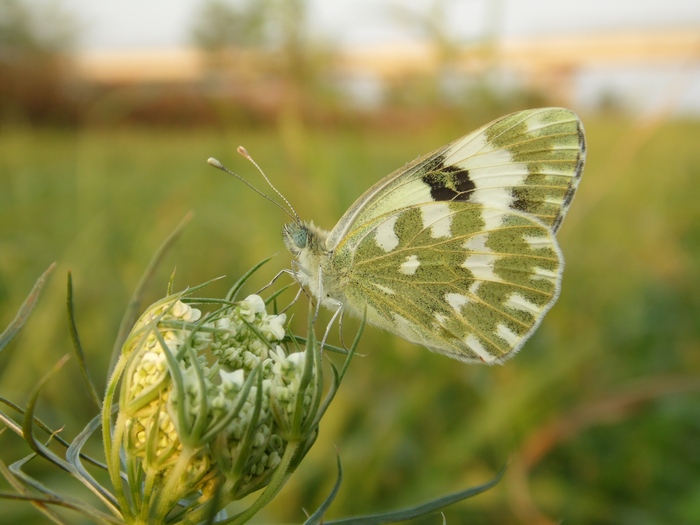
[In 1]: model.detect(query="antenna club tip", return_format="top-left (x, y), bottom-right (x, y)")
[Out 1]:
top-left (207, 157), bottom-right (223, 169)
top-left (237, 146), bottom-right (251, 158)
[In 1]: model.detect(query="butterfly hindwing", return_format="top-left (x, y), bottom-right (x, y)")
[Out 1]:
top-left (333, 201), bottom-right (561, 363)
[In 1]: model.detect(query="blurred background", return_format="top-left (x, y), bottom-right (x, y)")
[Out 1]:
top-left (1, 0), bottom-right (700, 523)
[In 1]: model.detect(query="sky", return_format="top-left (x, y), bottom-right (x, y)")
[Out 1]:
top-left (37, 0), bottom-right (700, 51)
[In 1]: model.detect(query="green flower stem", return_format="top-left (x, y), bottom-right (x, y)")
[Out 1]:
top-left (102, 353), bottom-right (134, 523)
top-left (150, 447), bottom-right (198, 522)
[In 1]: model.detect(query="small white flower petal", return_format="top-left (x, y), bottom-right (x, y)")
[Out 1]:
top-left (171, 300), bottom-right (188, 318)
top-left (220, 369), bottom-right (245, 391)
top-left (239, 295), bottom-right (266, 322)
top-left (287, 352), bottom-right (306, 368)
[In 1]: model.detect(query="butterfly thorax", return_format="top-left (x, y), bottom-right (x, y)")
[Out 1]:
top-left (283, 221), bottom-right (346, 306)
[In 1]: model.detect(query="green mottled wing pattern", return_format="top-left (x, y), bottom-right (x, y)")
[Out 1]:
top-left (323, 108), bottom-right (585, 363)
top-left (332, 202), bottom-right (561, 363)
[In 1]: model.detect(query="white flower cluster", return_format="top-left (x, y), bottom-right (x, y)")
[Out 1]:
top-left (119, 293), bottom-right (316, 500)
top-left (210, 294), bottom-right (287, 370)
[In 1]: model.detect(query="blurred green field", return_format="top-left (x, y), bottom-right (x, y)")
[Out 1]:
top-left (1, 113), bottom-right (700, 524)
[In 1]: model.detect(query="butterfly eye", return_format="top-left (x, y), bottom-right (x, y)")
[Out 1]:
top-left (292, 227), bottom-right (308, 249)
top-left (283, 223), bottom-right (308, 251)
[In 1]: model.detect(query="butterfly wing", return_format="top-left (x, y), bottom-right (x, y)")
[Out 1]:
top-left (326, 107), bottom-right (585, 252)
top-left (331, 201), bottom-right (561, 363)
top-left (322, 107), bottom-right (585, 363)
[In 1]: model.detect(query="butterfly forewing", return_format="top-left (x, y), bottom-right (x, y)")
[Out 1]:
top-left (326, 108), bottom-right (585, 250)
top-left (333, 201), bottom-right (561, 363)
top-left (441, 107), bottom-right (585, 233)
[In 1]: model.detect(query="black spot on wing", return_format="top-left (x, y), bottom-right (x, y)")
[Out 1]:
top-left (448, 165), bottom-right (477, 194)
top-left (424, 175), bottom-right (462, 201)
top-left (511, 196), bottom-right (529, 213)
top-left (421, 155), bottom-right (476, 202)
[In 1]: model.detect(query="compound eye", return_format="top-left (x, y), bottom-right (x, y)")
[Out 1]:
top-left (293, 228), bottom-right (307, 249)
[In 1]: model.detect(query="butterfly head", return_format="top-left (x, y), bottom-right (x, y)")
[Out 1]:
top-left (283, 222), bottom-right (308, 255)
top-left (282, 221), bottom-right (328, 255)
top-left (282, 221), bottom-right (333, 299)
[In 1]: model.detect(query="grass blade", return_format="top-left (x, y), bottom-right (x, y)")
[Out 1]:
top-left (324, 465), bottom-right (506, 524)
top-left (66, 271), bottom-right (102, 409)
top-left (0, 263), bottom-right (56, 352)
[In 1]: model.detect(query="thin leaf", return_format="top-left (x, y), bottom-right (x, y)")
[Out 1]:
top-left (304, 452), bottom-right (344, 525)
top-left (314, 315), bottom-right (364, 426)
top-left (0, 456), bottom-right (69, 524)
top-left (286, 334), bottom-right (348, 355)
top-left (324, 465), bottom-right (507, 524)
top-left (264, 281), bottom-right (296, 306)
top-left (232, 368), bottom-right (264, 477)
top-left (66, 271), bottom-right (102, 409)
top-left (21, 355), bottom-right (72, 465)
top-left (6, 452), bottom-right (122, 524)
top-left (0, 262), bottom-right (56, 352)
top-left (110, 211), bottom-right (193, 373)
top-left (65, 413), bottom-right (120, 514)
top-left (225, 256), bottom-right (273, 302)
top-left (0, 399), bottom-right (108, 471)
top-left (0, 492), bottom-right (122, 525)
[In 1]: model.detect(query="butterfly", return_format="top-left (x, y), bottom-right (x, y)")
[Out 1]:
top-left (213, 108), bottom-right (586, 364)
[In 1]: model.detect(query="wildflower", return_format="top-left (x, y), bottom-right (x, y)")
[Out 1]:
top-left (105, 292), bottom-right (323, 523)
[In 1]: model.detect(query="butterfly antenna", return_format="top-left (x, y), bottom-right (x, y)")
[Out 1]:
top-left (207, 156), bottom-right (298, 222)
top-left (236, 146), bottom-right (301, 223)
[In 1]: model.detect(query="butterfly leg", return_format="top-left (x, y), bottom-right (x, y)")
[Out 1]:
top-left (256, 268), bottom-right (296, 294)
top-left (319, 299), bottom-right (344, 355)
top-left (278, 286), bottom-right (303, 314)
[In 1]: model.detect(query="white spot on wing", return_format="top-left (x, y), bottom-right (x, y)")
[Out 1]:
top-left (463, 232), bottom-right (489, 252)
top-left (462, 253), bottom-right (501, 282)
top-left (421, 203), bottom-right (452, 238)
top-left (524, 110), bottom-right (552, 132)
top-left (450, 139), bottom-right (513, 170)
top-left (465, 333), bottom-right (495, 363)
top-left (532, 266), bottom-right (557, 281)
top-left (506, 293), bottom-right (541, 315)
top-left (496, 323), bottom-right (520, 346)
top-left (475, 185), bottom-right (518, 214)
top-left (444, 133), bottom-right (527, 212)
top-left (480, 208), bottom-right (507, 231)
top-left (434, 312), bottom-right (448, 325)
top-left (523, 234), bottom-right (550, 248)
top-left (372, 283), bottom-right (396, 295)
top-left (467, 163), bottom-right (530, 181)
top-left (374, 215), bottom-right (400, 252)
top-left (469, 280), bottom-right (481, 295)
top-left (445, 293), bottom-right (469, 313)
top-left (399, 254), bottom-right (420, 275)
top-left (443, 133), bottom-right (491, 163)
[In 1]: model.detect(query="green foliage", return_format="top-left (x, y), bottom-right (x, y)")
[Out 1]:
top-left (1, 114), bottom-right (699, 523)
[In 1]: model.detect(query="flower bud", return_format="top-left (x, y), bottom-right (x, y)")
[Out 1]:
top-left (109, 291), bottom-right (323, 521)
